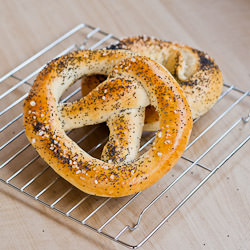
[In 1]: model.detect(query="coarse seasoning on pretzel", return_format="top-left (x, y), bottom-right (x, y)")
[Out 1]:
top-left (81, 36), bottom-right (223, 131)
top-left (23, 49), bottom-right (192, 197)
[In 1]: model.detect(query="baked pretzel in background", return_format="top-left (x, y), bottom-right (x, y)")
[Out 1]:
top-left (81, 36), bottom-right (223, 131)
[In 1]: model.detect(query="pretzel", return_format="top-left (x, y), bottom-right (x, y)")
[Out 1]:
top-left (23, 49), bottom-right (192, 197)
top-left (81, 36), bottom-right (223, 131)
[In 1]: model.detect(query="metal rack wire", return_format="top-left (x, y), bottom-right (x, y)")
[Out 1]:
top-left (0, 24), bottom-right (249, 249)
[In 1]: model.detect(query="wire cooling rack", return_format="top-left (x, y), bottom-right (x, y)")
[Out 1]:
top-left (0, 24), bottom-right (250, 249)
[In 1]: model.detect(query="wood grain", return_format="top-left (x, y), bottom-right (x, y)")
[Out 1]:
top-left (0, 0), bottom-right (250, 249)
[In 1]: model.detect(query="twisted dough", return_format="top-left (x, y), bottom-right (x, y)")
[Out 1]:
top-left (23, 50), bottom-right (192, 197)
top-left (82, 36), bottom-right (223, 131)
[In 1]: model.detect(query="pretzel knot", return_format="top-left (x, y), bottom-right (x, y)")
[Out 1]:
top-left (23, 50), bottom-right (192, 197)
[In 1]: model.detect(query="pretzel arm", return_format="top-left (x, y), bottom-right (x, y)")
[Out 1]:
top-left (101, 108), bottom-right (145, 164)
top-left (58, 77), bottom-right (149, 131)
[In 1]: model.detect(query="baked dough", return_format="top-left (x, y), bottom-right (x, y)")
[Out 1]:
top-left (23, 49), bottom-right (192, 197)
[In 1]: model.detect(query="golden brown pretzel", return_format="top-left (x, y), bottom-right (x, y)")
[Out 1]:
top-left (81, 36), bottom-right (223, 131)
top-left (23, 49), bottom-right (192, 197)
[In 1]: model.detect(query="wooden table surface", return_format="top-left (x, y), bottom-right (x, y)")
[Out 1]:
top-left (0, 0), bottom-right (250, 249)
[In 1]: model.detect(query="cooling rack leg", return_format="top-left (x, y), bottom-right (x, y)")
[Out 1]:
top-left (98, 192), bottom-right (141, 232)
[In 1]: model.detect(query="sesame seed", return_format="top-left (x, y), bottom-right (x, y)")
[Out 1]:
top-left (157, 152), bottom-right (162, 156)
top-left (131, 170), bottom-right (135, 175)
top-left (41, 114), bottom-right (44, 117)
top-left (110, 175), bottom-right (114, 179)
top-left (130, 58), bottom-right (136, 62)
top-left (103, 166), bottom-right (108, 169)
top-left (164, 140), bottom-right (171, 144)
top-left (104, 89), bottom-right (107, 93)
top-left (82, 170), bottom-right (86, 174)
top-left (76, 170), bottom-right (81, 174)
top-left (80, 176), bottom-right (85, 180)
top-left (30, 101), bottom-right (36, 106)
top-left (158, 132), bottom-right (162, 138)
top-left (108, 160), bottom-right (112, 163)
top-left (32, 138), bottom-right (36, 144)
top-left (73, 161), bottom-right (77, 165)
top-left (33, 116), bottom-right (36, 120)
top-left (94, 180), bottom-right (98, 184)
top-left (102, 96), bottom-right (106, 100)
top-left (28, 110), bottom-right (31, 114)
top-left (93, 167), bottom-right (96, 171)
